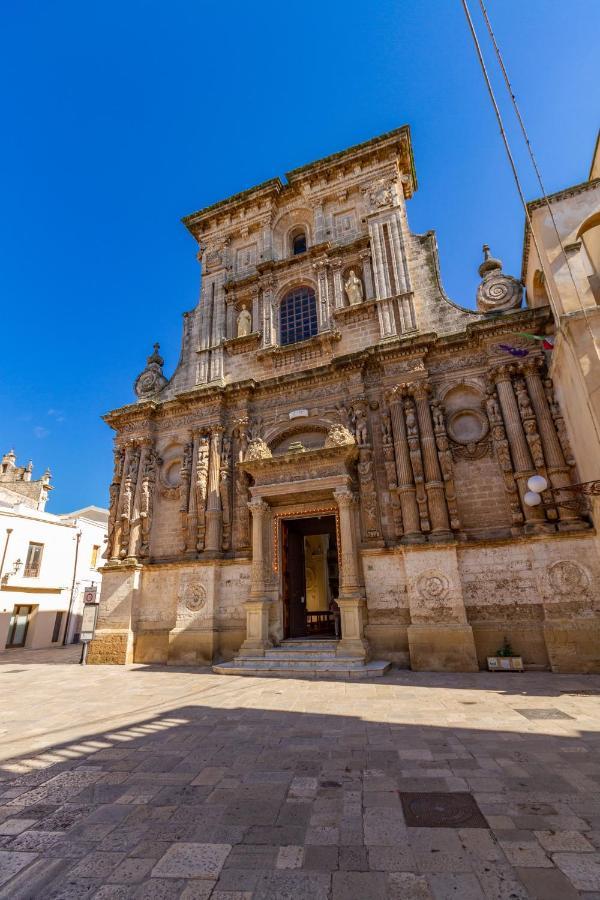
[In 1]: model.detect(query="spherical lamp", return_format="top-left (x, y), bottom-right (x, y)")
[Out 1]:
top-left (527, 475), bottom-right (548, 494)
top-left (524, 491), bottom-right (542, 507)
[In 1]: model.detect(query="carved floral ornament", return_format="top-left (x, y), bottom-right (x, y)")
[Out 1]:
top-left (416, 571), bottom-right (450, 604)
top-left (134, 343), bottom-right (168, 400)
top-left (547, 560), bottom-right (590, 597)
top-left (178, 580), bottom-right (207, 614)
top-left (476, 245), bottom-right (522, 314)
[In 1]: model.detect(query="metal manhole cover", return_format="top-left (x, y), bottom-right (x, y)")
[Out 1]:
top-left (514, 708), bottom-right (574, 720)
top-left (400, 792), bottom-right (488, 828)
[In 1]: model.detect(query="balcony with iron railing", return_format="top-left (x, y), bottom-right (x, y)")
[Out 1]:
top-left (23, 563), bottom-right (40, 578)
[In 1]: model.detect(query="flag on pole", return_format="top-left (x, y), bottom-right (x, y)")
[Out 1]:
top-left (517, 332), bottom-right (554, 350)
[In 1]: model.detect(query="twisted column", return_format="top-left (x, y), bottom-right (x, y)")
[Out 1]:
top-left (388, 390), bottom-right (424, 542)
top-left (411, 383), bottom-right (452, 540)
top-left (111, 442), bottom-right (134, 562)
top-left (492, 366), bottom-right (548, 529)
top-left (183, 431), bottom-right (198, 556)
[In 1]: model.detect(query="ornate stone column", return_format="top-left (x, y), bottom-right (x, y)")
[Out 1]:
top-left (492, 366), bottom-right (549, 532)
top-left (239, 498), bottom-right (272, 656)
top-left (388, 390), bottom-right (424, 542)
top-left (313, 258), bottom-right (331, 330)
top-left (105, 446), bottom-right (124, 562)
top-left (522, 359), bottom-right (587, 531)
top-left (261, 275), bottom-right (276, 347)
top-left (125, 440), bottom-right (151, 562)
top-left (359, 249), bottom-right (375, 300)
top-left (334, 489), bottom-right (369, 660)
top-left (331, 258), bottom-right (345, 309)
top-left (110, 443), bottom-right (133, 563)
top-left (182, 432), bottom-right (197, 557)
top-left (204, 426), bottom-right (223, 554)
top-left (411, 383), bottom-right (452, 541)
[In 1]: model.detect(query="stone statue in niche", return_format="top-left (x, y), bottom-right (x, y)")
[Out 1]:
top-left (352, 406), bottom-right (369, 446)
top-left (485, 388), bottom-right (502, 424)
top-left (431, 400), bottom-right (445, 433)
top-left (344, 270), bottom-right (363, 306)
top-left (524, 419), bottom-right (545, 468)
top-left (381, 410), bottom-right (392, 446)
top-left (515, 379), bottom-right (534, 420)
top-left (404, 400), bottom-right (419, 438)
top-left (236, 304), bottom-right (252, 337)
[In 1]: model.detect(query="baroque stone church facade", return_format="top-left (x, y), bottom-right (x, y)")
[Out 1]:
top-left (89, 126), bottom-right (600, 673)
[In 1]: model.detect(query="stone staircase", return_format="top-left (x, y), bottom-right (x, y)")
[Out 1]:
top-left (212, 638), bottom-right (391, 679)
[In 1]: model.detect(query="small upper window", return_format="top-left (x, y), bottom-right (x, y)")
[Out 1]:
top-left (291, 228), bottom-right (307, 256)
top-left (24, 542), bottom-right (43, 578)
top-left (90, 545), bottom-right (100, 568)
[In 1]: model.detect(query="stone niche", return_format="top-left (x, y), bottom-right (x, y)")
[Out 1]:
top-left (270, 429), bottom-right (327, 455)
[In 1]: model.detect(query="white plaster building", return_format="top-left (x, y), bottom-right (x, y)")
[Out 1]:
top-left (0, 453), bottom-right (108, 651)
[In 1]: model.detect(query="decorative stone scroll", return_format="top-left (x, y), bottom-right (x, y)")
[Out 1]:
top-left (476, 245), bottom-right (522, 313)
top-left (133, 343), bottom-right (168, 400)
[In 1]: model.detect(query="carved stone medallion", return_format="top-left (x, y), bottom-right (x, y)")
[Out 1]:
top-left (548, 560), bottom-right (590, 596)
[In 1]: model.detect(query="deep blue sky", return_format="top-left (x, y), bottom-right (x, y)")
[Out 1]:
top-left (1, 1), bottom-right (598, 512)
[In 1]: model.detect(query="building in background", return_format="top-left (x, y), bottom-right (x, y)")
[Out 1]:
top-left (90, 125), bottom-right (600, 675)
top-left (522, 131), bottom-right (600, 529)
top-left (0, 451), bottom-right (108, 651)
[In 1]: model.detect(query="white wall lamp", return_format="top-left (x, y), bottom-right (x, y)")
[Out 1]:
top-left (524, 475), bottom-right (600, 511)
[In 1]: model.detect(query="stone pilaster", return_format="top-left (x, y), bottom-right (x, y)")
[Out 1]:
top-left (204, 426), bottom-right (223, 554)
top-left (492, 366), bottom-right (549, 532)
top-left (411, 384), bottom-right (452, 541)
top-left (334, 489), bottom-right (368, 660)
top-left (388, 390), bottom-right (424, 542)
top-left (240, 498), bottom-right (272, 656)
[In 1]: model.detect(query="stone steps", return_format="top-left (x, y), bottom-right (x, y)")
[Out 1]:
top-left (212, 638), bottom-right (392, 679)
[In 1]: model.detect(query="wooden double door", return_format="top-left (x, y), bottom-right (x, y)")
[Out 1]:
top-left (281, 515), bottom-right (339, 638)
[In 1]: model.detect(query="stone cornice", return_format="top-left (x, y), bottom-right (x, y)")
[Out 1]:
top-left (181, 126), bottom-right (416, 242)
top-left (103, 307), bottom-right (553, 433)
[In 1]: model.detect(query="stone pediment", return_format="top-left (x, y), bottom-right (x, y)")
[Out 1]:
top-left (239, 443), bottom-right (358, 488)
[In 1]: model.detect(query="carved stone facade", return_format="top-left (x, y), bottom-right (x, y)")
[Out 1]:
top-left (89, 126), bottom-right (600, 673)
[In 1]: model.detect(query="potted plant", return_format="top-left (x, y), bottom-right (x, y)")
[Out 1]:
top-left (487, 638), bottom-right (524, 672)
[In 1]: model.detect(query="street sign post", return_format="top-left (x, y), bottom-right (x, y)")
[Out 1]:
top-left (79, 602), bottom-right (99, 664)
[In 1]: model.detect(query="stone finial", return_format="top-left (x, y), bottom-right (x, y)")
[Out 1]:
top-left (476, 244), bottom-right (522, 314)
top-left (134, 342), bottom-right (168, 400)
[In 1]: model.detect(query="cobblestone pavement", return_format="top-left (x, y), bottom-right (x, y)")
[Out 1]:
top-left (1, 652), bottom-right (600, 898)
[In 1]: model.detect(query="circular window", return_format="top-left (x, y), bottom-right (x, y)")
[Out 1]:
top-left (164, 460), bottom-right (182, 488)
top-left (446, 409), bottom-right (488, 446)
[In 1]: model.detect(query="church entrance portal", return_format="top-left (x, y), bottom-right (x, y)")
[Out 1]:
top-left (282, 516), bottom-right (339, 639)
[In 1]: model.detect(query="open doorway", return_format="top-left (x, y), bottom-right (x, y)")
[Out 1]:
top-left (282, 515), bottom-right (339, 638)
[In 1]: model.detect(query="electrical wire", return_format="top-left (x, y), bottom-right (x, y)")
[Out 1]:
top-left (477, 0), bottom-right (591, 318)
top-left (469, 0), bottom-right (600, 452)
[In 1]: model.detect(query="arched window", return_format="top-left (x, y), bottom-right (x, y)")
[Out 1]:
top-left (290, 228), bottom-right (307, 256)
top-left (280, 286), bottom-right (318, 346)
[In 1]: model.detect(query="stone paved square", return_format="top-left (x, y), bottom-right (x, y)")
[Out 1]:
top-left (1, 647), bottom-right (600, 897)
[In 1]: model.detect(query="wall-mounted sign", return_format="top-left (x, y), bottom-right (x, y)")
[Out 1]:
top-left (83, 586), bottom-right (97, 604)
top-left (289, 409), bottom-right (309, 420)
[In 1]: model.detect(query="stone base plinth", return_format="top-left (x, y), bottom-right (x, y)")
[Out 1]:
top-left (239, 598), bottom-right (272, 657)
top-left (87, 629), bottom-right (134, 665)
top-left (408, 623), bottom-right (479, 672)
top-left (543, 620), bottom-right (600, 673)
top-left (133, 630), bottom-right (169, 664)
top-left (336, 597), bottom-right (369, 660)
top-left (168, 629), bottom-right (215, 666)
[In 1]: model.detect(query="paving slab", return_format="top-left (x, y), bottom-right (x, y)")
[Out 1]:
top-left (0, 654), bottom-right (599, 896)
